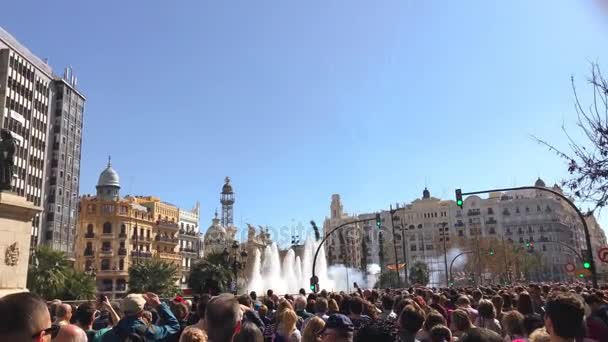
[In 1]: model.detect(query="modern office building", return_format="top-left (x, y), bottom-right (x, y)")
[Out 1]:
top-left (0, 27), bottom-right (86, 256)
top-left (41, 67), bottom-right (85, 257)
top-left (0, 27), bottom-right (53, 249)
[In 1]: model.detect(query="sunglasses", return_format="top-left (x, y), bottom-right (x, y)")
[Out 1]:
top-left (32, 324), bottom-right (60, 339)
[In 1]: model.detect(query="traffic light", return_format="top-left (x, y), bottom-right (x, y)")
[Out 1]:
top-left (583, 261), bottom-right (591, 269)
top-left (525, 242), bottom-right (530, 248)
top-left (455, 189), bottom-right (463, 208)
top-left (310, 276), bottom-right (319, 293)
top-left (578, 273), bottom-right (585, 278)
top-left (489, 248), bottom-right (495, 256)
top-left (375, 213), bottom-right (381, 230)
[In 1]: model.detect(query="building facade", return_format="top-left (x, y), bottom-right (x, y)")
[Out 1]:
top-left (178, 203), bottom-right (203, 288)
top-left (0, 27), bottom-right (53, 249)
top-left (324, 178), bottom-right (608, 285)
top-left (75, 161), bottom-right (201, 298)
top-left (41, 68), bottom-right (85, 257)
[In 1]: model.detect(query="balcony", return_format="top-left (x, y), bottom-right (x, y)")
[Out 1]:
top-left (180, 247), bottom-right (198, 255)
top-left (485, 218), bottom-right (497, 225)
top-left (115, 284), bottom-right (127, 292)
top-left (84, 249), bottom-right (94, 257)
top-left (155, 235), bottom-right (178, 244)
top-left (85, 232), bottom-right (95, 239)
top-left (505, 231), bottom-right (513, 236)
top-left (97, 269), bottom-right (128, 276)
top-left (156, 220), bottom-right (179, 231)
top-left (118, 232), bottom-right (127, 239)
top-left (467, 209), bottom-right (480, 216)
top-left (118, 248), bottom-right (127, 256)
top-left (131, 251), bottom-right (152, 258)
top-left (158, 252), bottom-right (181, 260)
top-left (101, 232), bottom-right (114, 238)
top-left (100, 248), bottom-right (113, 256)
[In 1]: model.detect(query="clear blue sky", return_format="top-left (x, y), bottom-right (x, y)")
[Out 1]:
top-left (2, 1), bottom-right (608, 240)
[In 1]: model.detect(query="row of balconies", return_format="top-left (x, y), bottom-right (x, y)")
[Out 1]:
top-left (85, 232), bottom-right (129, 239)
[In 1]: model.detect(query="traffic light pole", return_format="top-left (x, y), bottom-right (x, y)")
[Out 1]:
top-left (460, 186), bottom-right (598, 288)
top-left (311, 217), bottom-right (377, 292)
top-left (389, 205), bottom-right (401, 288)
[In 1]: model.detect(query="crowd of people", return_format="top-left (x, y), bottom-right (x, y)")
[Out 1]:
top-left (1, 283), bottom-right (608, 342)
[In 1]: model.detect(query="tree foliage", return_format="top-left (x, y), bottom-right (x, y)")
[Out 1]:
top-left (27, 246), bottom-right (94, 300)
top-left (536, 63), bottom-right (608, 212)
top-left (409, 261), bottom-right (430, 286)
top-left (129, 258), bottom-right (180, 297)
top-left (188, 252), bottom-right (232, 295)
top-left (375, 270), bottom-right (399, 289)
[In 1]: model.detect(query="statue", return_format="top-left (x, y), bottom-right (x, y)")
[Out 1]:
top-left (247, 223), bottom-right (256, 242)
top-left (0, 129), bottom-right (16, 191)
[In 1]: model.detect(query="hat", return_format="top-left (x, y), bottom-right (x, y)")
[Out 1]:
top-left (121, 294), bottom-right (146, 315)
top-left (320, 314), bottom-right (354, 333)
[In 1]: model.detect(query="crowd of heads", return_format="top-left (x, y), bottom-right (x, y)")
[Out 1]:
top-left (0, 282), bottom-right (607, 342)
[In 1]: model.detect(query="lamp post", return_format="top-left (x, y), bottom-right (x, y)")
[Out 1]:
top-left (438, 222), bottom-right (450, 287)
top-left (223, 240), bottom-right (248, 294)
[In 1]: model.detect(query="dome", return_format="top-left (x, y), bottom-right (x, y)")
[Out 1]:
top-left (423, 187), bottom-right (430, 199)
top-left (534, 177), bottom-right (546, 188)
top-left (222, 176), bottom-right (233, 194)
top-left (97, 157), bottom-right (120, 188)
top-left (204, 212), bottom-right (226, 239)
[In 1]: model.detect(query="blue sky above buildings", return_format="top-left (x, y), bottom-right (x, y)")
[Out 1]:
top-left (1, 1), bottom-right (608, 238)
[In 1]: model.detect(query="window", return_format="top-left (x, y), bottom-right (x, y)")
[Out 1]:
top-left (120, 224), bottom-right (126, 234)
top-left (103, 222), bottom-right (112, 234)
top-left (119, 259), bottom-right (125, 270)
top-left (410, 245), bottom-right (417, 251)
top-left (87, 224), bottom-right (93, 234)
top-left (102, 241), bottom-right (111, 251)
top-left (101, 259), bottom-right (110, 270)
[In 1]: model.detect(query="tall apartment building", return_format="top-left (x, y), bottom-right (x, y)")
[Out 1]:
top-left (178, 204), bottom-right (203, 288)
top-left (324, 178), bottom-right (608, 285)
top-left (41, 67), bottom-right (85, 256)
top-left (0, 27), bottom-right (85, 254)
top-left (0, 27), bottom-right (53, 248)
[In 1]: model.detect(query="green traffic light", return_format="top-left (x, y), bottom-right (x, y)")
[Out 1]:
top-left (526, 242), bottom-right (530, 247)
top-left (489, 250), bottom-right (494, 256)
top-left (583, 262), bottom-right (591, 269)
top-left (579, 273), bottom-right (585, 278)
top-left (457, 199), bottom-right (463, 206)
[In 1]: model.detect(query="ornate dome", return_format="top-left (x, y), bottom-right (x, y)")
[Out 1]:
top-left (204, 211), bottom-right (226, 239)
top-left (222, 176), bottom-right (233, 194)
top-left (97, 157), bottom-right (120, 188)
top-left (534, 177), bottom-right (546, 188)
top-left (423, 187), bottom-right (430, 199)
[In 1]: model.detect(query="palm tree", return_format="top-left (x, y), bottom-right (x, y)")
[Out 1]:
top-left (27, 246), bottom-right (70, 299)
top-left (59, 269), bottom-right (96, 300)
top-left (129, 258), bottom-right (180, 297)
top-left (188, 252), bottom-right (232, 295)
top-left (409, 261), bottom-right (430, 286)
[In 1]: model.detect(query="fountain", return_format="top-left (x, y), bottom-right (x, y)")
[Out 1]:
top-left (244, 237), bottom-right (375, 294)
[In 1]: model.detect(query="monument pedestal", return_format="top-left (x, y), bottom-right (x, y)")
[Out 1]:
top-left (0, 191), bottom-right (42, 297)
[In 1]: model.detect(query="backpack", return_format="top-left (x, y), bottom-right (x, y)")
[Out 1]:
top-left (111, 323), bottom-right (148, 342)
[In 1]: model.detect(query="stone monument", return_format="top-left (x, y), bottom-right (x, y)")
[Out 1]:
top-left (0, 129), bottom-right (41, 297)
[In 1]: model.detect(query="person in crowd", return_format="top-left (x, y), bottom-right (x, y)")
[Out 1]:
top-left (516, 292), bottom-right (535, 317)
top-left (429, 325), bottom-right (452, 342)
top-left (429, 293), bottom-right (448, 320)
top-left (584, 293), bottom-right (608, 341)
top-left (543, 292), bottom-right (585, 342)
top-left (528, 327), bottom-right (550, 342)
top-left (456, 296), bottom-right (478, 322)
top-left (306, 299), bottom-right (317, 315)
top-left (275, 308), bottom-right (302, 342)
top-left (54, 324), bottom-right (89, 342)
top-left (451, 309), bottom-right (474, 340)
top-left (346, 297), bottom-right (371, 330)
top-left (303, 298), bottom-right (329, 330)
top-left (238, 294), bottom-right (266, 331)
top-left (354, 320), bottom-right (393, 342)
top-left (101, 292), bottom-right (180, 341)
top-left (49, 299), bottom-right (63, 321)
top-left (187, 294), bottom-right (211, 335)
top-left (328, 299), bottom-right (340, 315)
top-left (259, 305), bottom-right (271, 326)
top-left (204, 293), bottom-right (242, 342)
top-left (528, 285), bottom-right (545, 316)
top-left (295, 295), bottom-right (313, 320)
top-left (302, 316), bottom-right (325, 342)
top-left (233, 321), bottom-right (263, 342)
top-left (0, 292), bottom-right (59, 342)
top-left (169, 301), bottom-right (190, 342)
top-left (502, 293), bottom-right (514, 313)
top-left (181, 328), bottom-right (208, 342)
top-left (251, 291), bottom-right (262, 311)
top-left (71, 301), bottom-right (115, 342)
top-left (459, 328), bottom-right (502, 342)
top-left (492, 295), bottom-right (505, 323)
top-left (420, 310), bottom-right (447, 342)
top-left (319, 314), bottom-right (354, 342)
top-left (55, 303), bottom-right (74, 326)
top-left (502, 311), bottom-right (527, 341)
top-left (379, 295), bottom-right (397, 321)
top-left (475, 299), bottom-right (502, 335)
top-left (398, 304), bottom-right (425, 342)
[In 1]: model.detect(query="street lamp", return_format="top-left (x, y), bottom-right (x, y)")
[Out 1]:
top-left (438, 222), bottom-right (450, 287)
top-left (223, 240), bottom-right (248, 294)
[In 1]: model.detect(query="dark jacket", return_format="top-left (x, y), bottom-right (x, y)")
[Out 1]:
top-left (101, 303), bottom-right (180, 342)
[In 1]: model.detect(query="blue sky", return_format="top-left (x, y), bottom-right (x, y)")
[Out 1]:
top-left (2, 1), bottom-right (608, 239)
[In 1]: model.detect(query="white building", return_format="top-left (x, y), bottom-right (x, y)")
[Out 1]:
top-left (178, 202), bottom-right (203, 289)
top-left (323, 178), bottom-right (608, 285)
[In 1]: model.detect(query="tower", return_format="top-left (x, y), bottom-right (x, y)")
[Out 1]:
top-left (220, 177), bottom-right (235, 226)
top-left (96, 156), bottom-right (120, 201)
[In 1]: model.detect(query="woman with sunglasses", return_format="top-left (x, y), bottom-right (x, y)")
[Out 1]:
top-left (0, 292), bottom-right (61, 341)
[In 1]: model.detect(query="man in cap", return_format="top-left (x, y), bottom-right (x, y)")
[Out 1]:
top-left (101, 292), bottom-right (180, 341)
top-left (320, 314), bottom-right (354, 342)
